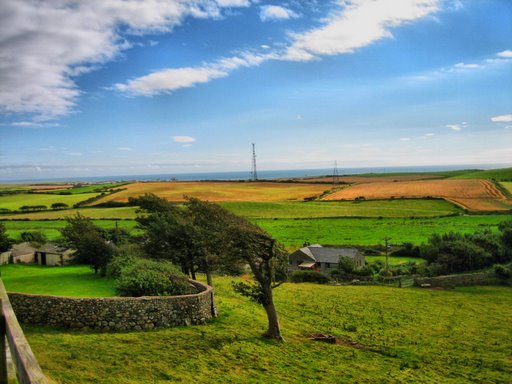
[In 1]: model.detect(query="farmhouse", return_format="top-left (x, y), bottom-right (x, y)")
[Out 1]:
top-left (289, 244), bottom-right (364, 274)
top-left (0, 243), bottom-right (75, 266)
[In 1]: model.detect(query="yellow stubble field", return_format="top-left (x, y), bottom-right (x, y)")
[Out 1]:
top-left (91, 181), bottom-right (330, 204)
top-left (322, 179), bottom-right (512, 211)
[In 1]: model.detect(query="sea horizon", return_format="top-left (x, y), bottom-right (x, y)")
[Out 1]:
top-left (2, 163), bottom-right (509, 184)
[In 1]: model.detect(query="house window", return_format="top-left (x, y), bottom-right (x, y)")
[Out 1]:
top-left (316, 262), bottom-right (321, 267)
top-left (326, 263), bottom-right (330, 268)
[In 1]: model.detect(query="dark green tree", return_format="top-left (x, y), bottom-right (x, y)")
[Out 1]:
top-left (20, 231), bottom-right (47, 246)
top-left (60, 214), bottom-right (113, 275)
top-left (0, 223), bottom-right (12, 252)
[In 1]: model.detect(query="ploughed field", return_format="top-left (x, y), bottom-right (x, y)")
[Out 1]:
top-left (322, 179), bottom-right (512, 211)
top-left (10, 272), bottom-right (511, 384)
top-left (91, 181), bottom-right (329, 204)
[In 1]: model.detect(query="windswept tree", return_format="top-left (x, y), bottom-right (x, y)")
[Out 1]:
top-left (60, 213), bottom-right (113, 275)
top-left (227, 215), bottom-right (288, 341)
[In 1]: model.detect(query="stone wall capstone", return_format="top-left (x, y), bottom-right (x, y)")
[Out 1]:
top-left (8, 280), bottom-right (217, 331)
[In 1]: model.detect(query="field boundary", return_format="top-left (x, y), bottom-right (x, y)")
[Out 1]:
top-left (8, 280), bottom-right (217, 331)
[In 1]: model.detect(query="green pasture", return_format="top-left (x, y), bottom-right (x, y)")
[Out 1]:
top-left (46, 183), bottom-right (125, 194)
top-left (15, 273), bottom-right (511, 383)
top-left (256, 215), bottom-right (510, 247)
top-left (365, 256), bottom-right (426, 265)
top-left (1, 207), bottom-right (138, 220)
top-left (220, 199), bottom-right (461, 219)
top-left (0, 193), bottom-right (99, 211)
top-left (451, 167), bottom-right (512, 181)
top-left (2, 220), bottom-right (139, 241)
top-left (501, 182), bottom-right (512, 196)
top-left (0, 264), bottom-right (115, 297)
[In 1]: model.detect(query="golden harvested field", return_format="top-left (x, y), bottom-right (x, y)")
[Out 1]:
top-left (297, 174), bottom-right (442, 183)
top-left (322, 179), bottom-right (512, 211)
top-left (91, 181), bottom-right (330, 204)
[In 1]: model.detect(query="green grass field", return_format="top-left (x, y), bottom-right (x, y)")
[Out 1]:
top-left (1, 199), bottom-right (460, 221)
top-left (2, 220), bottom-right (139, 241)
top-left (13, 273), bottom-right (510, 383)
top-left (451, 167), bottom-right (512, 181)
top-left (0, 265), bottom-right (115, 297)
top-left (1, 207), bottom-right (139, 220)
top-left (256, 215), bottom-right (510, 247)
top-left (0, 193), bottom-right (99, 211)
top-left (365, 256), bottom-right (426, 265)
top-left (3, 214), bottom-right (509, 246)
top-left (46, 183), bottom-right (125, 194)
top-left (220, 199), bottom-right (461, 219)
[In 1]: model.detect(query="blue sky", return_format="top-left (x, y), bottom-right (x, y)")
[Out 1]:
top-left (0, 0), bottom-right (511, 181)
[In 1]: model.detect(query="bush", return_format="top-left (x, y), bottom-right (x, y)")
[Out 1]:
top-left (338, 256), bottom-right (356, 274)
top-left (289, 270), bottom-right (330, 284)
top-left (494, 264), bottom-right (511, 279)
top-left (20, 231), bottom-right (47, 245)
top-left (106, 244), bottom-right (142, 278)
top-left (391, 242), bottom-right (420, 257)
top-left (115, 258), bottom-right (196, 297)
top-left (352, 265), bottom-right (373, 276)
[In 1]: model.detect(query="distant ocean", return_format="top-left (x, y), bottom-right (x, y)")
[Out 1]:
top-left (3, 164), bottom-right (507, 184)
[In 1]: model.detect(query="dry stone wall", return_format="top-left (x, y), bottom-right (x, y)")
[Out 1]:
top-left (414, 272), bottom-right (501, 288)
top-left (8, 281), bottom-right (216, 331)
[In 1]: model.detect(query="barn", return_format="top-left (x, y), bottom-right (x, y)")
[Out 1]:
top-left (288, 244), bottom-right (364, 275)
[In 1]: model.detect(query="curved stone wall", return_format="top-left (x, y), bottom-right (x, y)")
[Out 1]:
top-left (8, 281), bottom-right (217, 331)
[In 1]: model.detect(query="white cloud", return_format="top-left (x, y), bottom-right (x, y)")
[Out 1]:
top-left (116, 51), bottom-right (271, 96)
top-left (260, 5), bottom-right (299, 22)
top-left (118, 147), bottom-right (133, 151)
top-left (0, 0), bottom-right (250, 120)
top-left (497, 50), bottom-right (512, 58)
top-left (283, 0), bottom-right (439, 61)
top-left (173, 136), bottom-right (196, 143)
top-left (425, 133), bottom-right (435, 136)
top-left (446, 124), bottom-right (461, 131)
top-left (399, 137), bottom-right (410, 141)
top-left (453, 62), bottom-right (480, 70)
top-left (10, 121), bottom-right (60, 128)
top-left (182, 144), bottom-right (193, 148)
top-left (66, 152), bottom-right (82, 156)
top-left (491, 114), bottom-right (512, 123)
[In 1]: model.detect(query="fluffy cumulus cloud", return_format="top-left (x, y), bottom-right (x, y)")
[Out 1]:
top-left (173, 136), bottom-right (196, 143)
top-left (259, 5), bottom-right (299, 22)
top-left (116, 51), bottom-right (272, 96)
top-left (0, 0), bottom-right (250, 120)
top-left (491, 114), bottom-right (512, 123)
top-left (283, 0), bottom-right (439, 61)
top-left (497, 50), bottom-right (512, 58)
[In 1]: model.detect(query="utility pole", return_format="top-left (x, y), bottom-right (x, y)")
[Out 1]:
top-left (251, 143), bottom-right (258, 181)
top-left (383, 236), bottom-right (391, 275)
top-left (333, 160), bottom-right (340, 187)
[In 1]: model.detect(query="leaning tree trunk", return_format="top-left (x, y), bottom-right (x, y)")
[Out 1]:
top-left (262, 286), bottom-right (283, 341)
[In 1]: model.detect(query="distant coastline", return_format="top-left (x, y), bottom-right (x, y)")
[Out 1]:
top-left (2, 163), bottom-right (509, 184)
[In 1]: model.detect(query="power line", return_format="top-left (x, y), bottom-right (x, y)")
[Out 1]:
top-left (333, 160), bottom-right (340, 187)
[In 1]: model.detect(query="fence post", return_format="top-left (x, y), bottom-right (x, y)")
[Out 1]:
top-left (0, 299), bottom-right (7, 384)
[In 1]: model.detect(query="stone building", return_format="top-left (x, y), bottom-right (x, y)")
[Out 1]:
top-left (288, 244), bottom-right (364, 275)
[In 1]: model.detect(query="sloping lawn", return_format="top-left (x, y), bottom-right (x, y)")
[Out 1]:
top-left (8, 271), bottom-right (510, 383)
top-left (0, 264), bottom-right (115, 297)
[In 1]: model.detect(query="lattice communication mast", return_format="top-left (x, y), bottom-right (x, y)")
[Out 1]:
top-left (251, 143), bottom-right (258, 181)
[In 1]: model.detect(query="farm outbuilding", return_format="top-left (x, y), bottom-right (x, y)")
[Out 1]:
top-left (289, 244), bottom-right (364, 275)
top-left (0, 243), bottom-right (75, 266)
top-left (34, 244), bottom-right (76, 266)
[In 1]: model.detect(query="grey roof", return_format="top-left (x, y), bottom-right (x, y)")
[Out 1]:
top-left (36, 243), bottom-right (67, 254)
top-left (11, 242), bottom-right (36, 257)
top-left (300, 245), bottom-right (359, 263)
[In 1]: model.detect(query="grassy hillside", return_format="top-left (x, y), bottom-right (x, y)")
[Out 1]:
top-left (451, 167), bottom-right (512, 181)
top-left (17, 274), bottom-right (512, 383)
top-left (45, 183), bottom-right (125, 194)
top-left (1, 207), bottom-right (139, 220)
